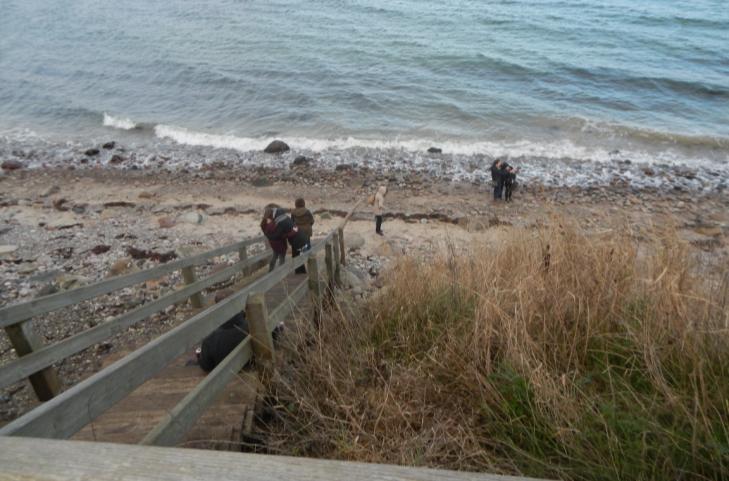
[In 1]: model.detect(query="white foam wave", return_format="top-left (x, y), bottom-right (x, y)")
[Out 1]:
top-left (154, 123), bottom-right (729, 168)
top-left (103, 113), bottom-right (137, 130)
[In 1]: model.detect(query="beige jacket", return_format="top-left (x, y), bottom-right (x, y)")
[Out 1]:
top-left (373, 186), bottom-right (386, 216)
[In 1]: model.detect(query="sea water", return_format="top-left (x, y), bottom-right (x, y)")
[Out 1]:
top-left (1, 0), bottom-right (727, 185)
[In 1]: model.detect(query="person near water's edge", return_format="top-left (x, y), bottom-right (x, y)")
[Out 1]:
top-left (490, 159), bottom-right (504, 200)
top-left (504, 166), bottom-right (518, 202)
top-left (291, 198), bottom-right (314, 248)
top-left (374, 185), bottom-right (387, 235)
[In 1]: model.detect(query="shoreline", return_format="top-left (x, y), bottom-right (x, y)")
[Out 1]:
top-left (2, 133), bottom-right (728, 192)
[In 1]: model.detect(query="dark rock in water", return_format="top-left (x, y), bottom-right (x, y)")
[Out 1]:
top-left (85, 148), bottom-right (100, 156)
top-left (1, 160), bottom-right (24, 170)
top-left (427, 147), bottom-right (442, 154)
top-left (102, 141), bottom-right (116, 150)
top-left (263, 140), bottom-right (290, 154)
top-left (292, 155), bottom-right (311, 167)
top-left (335, 164), bottom-right (354, 172)
top-left (609, 149), bottom-right (620, 156)
top-left (91, 244), bottom-right (111, 255)
top-left (251, 176), bottom-right (273, 187)
top-left (642, 167), bottom-right (655, 176)
top-left (109, 154), bottom-right (125, 164)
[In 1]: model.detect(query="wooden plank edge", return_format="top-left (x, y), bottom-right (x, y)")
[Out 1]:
top-left (0, 437), bottom-right (549, 481)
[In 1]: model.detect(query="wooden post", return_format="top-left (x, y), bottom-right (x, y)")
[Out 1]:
top-left (338, 227), bottom-right (346, 265)
top-left (180, 266), bottom-right (204, 308)
top-left (307, 256), bottom-right (322, 325)
top-left (246, 293), bottom-right (274, 365)
top-left (333, 231), bottom-right (342, 288)
top-left (238, 245), bottom-right (249, 276)
top-left (4, 321), bottom-right (61, 401)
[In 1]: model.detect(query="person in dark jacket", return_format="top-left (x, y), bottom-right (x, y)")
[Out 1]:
top-left (504, 166), bottom-right (518, 202)
top-left (490, 159), bottom-right (504, 201)
top-left (264, 205), bottom-right (309, 274)
top-left (291, 198), bottom-right (314, 244)
top-left (261, 206), bottom-right (287, 271)
top-left (197, 290), bottom-right (248, 372)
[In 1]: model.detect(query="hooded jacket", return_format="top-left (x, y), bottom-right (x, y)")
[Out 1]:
top-left (373, 186), bottom-right (386, 216)
top-left (291, 207), bottom-right (315, 238)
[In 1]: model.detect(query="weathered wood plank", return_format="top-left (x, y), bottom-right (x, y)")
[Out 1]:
top-left (180, 266), bottom-right (204, 308)
top-left (246, 293), bottom-right (274, 364)
top-left (3, 322), bottom-right (61, 401)
top-left (0, 236), bottom-right (266, 327)
top-left (140, 338), bottom-right (253, 447)
top-left (0, 437), bottom-right (547, 481)
top-left (0, 252), bottom-right (269, 390)
top-left (0, 241), bottom-right (324, 439)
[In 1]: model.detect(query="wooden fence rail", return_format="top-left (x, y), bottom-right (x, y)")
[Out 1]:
top-left (0, 233), bottom-right (333, 440)
top-left (0, 437), bottom-right (546, 481)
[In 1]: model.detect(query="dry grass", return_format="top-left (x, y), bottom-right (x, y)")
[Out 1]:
top-left (264, 219), bottom-right (729, 481)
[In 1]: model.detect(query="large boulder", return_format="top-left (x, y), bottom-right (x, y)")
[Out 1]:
top-left (102, 141), bottom-right (116, 150)
top-left (264, 140), bottom-right (290, 154)
top-left (427, 147), bottom-right (442, 154)
top-left (84, 148), bottom-right (100, 156)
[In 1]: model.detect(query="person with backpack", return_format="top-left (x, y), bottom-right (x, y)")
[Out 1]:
top-left (261, 205), bottom-right (287, 272)
top-left (370, 185), bottom-right (387, 236)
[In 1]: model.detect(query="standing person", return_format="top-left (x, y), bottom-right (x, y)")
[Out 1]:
top-left (373, 185), bottom-right (387, 236)
top-left (504, 166), bottom-right (518, 202)
top-left (490, 159), bottom-right (504, 201)
top-left (261, 206), bottom-right (287, 272)
top-left (291, 198), bottom-right (314, 249)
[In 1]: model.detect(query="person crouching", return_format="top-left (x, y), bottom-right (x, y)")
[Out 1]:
top-left (197, 289), bottom-right (248, 372)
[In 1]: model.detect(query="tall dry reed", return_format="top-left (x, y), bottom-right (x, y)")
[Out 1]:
top-left (265, 219), bottom-right (729, 481)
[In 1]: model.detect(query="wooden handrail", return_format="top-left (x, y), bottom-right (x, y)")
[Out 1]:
top-left (0, 235), bottom-right (332, 439)
top-left (0, 437), bottom-right (548, 481)
top-left (0, 236), bottom-right (266, 327)
top-left (0, 251), bottom-right (270, 389)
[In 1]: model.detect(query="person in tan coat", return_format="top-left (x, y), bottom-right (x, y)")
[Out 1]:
top-left (373, 185), bottom-right (387, 236)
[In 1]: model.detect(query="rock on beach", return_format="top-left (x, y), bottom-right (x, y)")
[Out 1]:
top-left (264, 140), bottom-right (290, 154)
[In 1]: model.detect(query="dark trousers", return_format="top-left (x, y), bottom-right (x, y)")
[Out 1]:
top-left (505, 183), bottom-right (513, 202)
top-left (375, 215), bottom-right (383, 233)
top-left (493, 180), bottom-right (504, 200)
top-left (293, 239), bottom-right (310, 274)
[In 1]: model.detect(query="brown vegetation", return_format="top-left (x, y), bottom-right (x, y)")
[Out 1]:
top-left (266, 219), bottom-right (729, 480)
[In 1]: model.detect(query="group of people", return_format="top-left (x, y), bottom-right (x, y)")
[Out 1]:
top-left (490, 159), bottom-right (518, 202)
top-left (260, 198), bottom-right (315, 274)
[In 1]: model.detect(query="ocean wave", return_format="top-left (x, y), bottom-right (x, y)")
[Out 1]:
top-left (103, 113), bottom-right (138, 130)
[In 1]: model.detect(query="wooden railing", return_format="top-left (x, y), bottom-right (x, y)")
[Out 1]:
top-left (0, 437), bottom-right (545, 481)
top-left (0, 214), bottom-right (352, 445)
